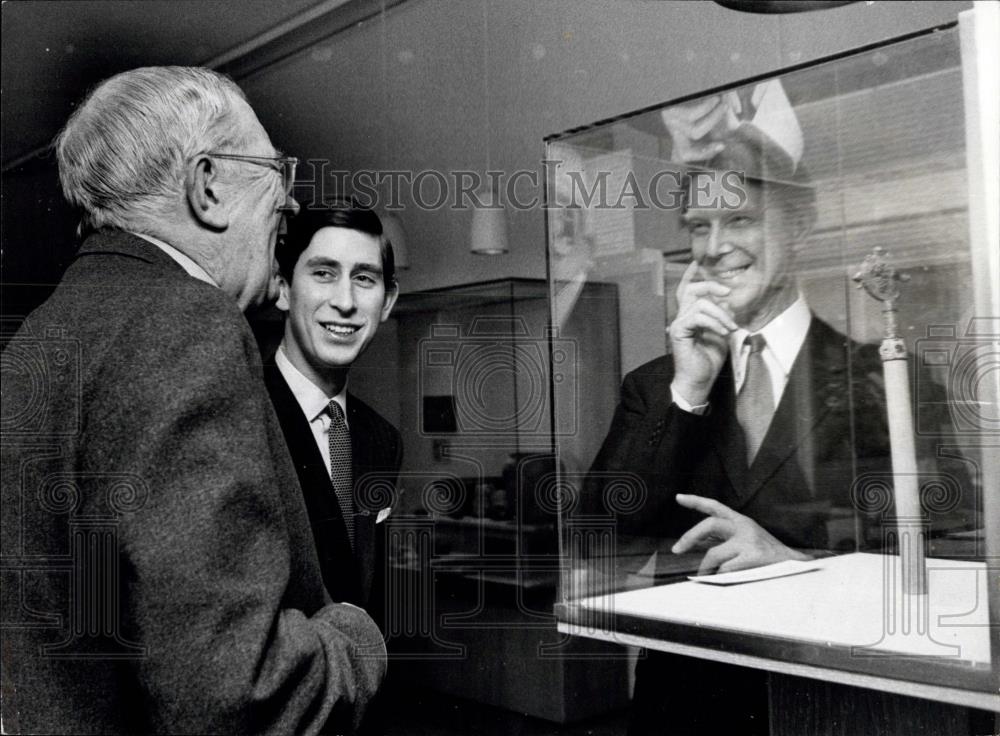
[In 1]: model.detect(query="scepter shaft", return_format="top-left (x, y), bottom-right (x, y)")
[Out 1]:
top-left (854, 248), bottom-right (927, 596)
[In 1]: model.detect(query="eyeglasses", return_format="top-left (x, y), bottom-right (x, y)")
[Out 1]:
top-left (206, 152), bottom-right (298, 210)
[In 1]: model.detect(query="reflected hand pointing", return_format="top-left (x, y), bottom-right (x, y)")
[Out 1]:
top-left (671, 494), bottom-right (811, 576)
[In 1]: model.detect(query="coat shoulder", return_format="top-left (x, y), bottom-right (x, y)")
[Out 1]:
top-left (621, 354), bottom-right (675, 393)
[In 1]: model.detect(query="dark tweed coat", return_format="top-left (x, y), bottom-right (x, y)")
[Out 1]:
top-left (1, 230), bottom-right (385, 734)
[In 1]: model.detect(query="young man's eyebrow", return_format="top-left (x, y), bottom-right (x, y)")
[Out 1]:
top-left (303, 256), bottom-right (383, 275)
top-left (303, 256), bottom-right (340, 268)
top-left (352, 262), bottom-right (384, 276)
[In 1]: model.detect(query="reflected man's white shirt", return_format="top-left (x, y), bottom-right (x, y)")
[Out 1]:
top-left (671, 294), bottom-right (811, 413)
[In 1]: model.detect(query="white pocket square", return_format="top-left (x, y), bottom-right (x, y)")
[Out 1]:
top-left (376, 507), bottom-right (392, 524)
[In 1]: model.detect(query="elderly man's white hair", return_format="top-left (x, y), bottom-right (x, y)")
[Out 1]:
top-left (56, 66), bottom-right (250, 232)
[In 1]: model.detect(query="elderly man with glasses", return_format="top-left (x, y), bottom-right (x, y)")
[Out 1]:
top-left (1, 66), bottom-right (385, 735)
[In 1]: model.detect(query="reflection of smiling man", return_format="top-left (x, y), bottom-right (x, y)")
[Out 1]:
top-left (645, 138), bottom-right (828, 573)
top-left (264, 202), bottom-right (401, 626)
top-left (681, 178), bottom-right (800, 332)
top-left (589, 125), bottom-right (853, 736)
top-left (589, 125), bottom-right (973, 735)
top-left (587, 137), bottom-right (844, 736)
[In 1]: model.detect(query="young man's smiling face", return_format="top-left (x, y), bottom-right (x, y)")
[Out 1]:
top-left (681, 180), bottom-right (805, 332)
top-left (277, 226), bottom-right (397, 392)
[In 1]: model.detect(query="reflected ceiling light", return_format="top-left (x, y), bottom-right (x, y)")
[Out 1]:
top-left (470, 3), bottom-right (507, 256)
top-left (470, 186), bottom-right (509, 256)
top-left (713, 1), bottom-right (857, 12)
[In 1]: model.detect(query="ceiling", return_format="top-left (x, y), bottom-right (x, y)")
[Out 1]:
top-left (0, 0), bottom-right (339, 168)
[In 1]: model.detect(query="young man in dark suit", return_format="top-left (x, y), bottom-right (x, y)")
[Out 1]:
top-left (264, 202), bottom-right (402, 624)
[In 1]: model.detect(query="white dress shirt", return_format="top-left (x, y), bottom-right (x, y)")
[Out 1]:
top-left (132, 232), bottom-right (218, 287)
top-left (672, 294), bottom-right (811, 413)
top-left (275, 344), bottom-right (348, 478)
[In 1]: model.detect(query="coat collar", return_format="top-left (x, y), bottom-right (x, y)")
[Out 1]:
top-left (76, 229), bottom-right (182, 269)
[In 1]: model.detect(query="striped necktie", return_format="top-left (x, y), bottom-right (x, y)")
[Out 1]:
top-left (735, 333), bottom-right (775, 465)
top-left (327, 399), bottom-right (355, 549)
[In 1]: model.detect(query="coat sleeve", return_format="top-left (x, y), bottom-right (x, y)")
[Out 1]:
top-left (584, 364), bottom-right (713, 538)
top-left (83, 296), bottom-right (385, 735)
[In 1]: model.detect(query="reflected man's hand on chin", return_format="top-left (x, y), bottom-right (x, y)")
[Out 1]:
top-left (668, 261), bottom-right (738, 407)
top-left (671, 493), bottom-right (811, 576)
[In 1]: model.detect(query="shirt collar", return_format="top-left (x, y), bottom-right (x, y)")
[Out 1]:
top-left (729, 294), bottom-right (811, 378)
top-left (275, 343), bottom-right (348, 424)
top-left (131, 232), bottom-right (218, 287)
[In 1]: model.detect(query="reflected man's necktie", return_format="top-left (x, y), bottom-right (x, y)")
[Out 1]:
top-left (735, 334), bottom-right (775, 465)
top-left (327, 400), bottom-right (355, 549)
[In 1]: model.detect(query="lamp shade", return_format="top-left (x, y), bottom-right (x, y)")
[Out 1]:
top-left (379, 210), bottom-right (409, 269)
top-left (470, 187), bottom-right (509, 255)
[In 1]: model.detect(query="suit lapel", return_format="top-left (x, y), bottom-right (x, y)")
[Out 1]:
top-left (263, 364), bottom-right (356, 571)
top-left (708, 358), bottom-right (749, 505)
top-left (348, 395), bottom-right (380, 603)
top-left (741, 318), bottom-right (846, 504)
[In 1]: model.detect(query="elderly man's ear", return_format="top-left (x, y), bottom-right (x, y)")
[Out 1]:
top-left (186, 155), bottom-right (230, 231)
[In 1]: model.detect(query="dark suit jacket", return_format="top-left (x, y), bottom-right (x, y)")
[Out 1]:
top-left (587, 316), bottom-right (973, 550)
top-left (1, 231), bottom-right (385, 735)
top-left (263, 363), bottom-right (402, 624)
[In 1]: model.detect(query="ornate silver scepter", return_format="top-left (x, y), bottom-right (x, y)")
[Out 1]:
top-left (854, 247), bottom-right (927, 596)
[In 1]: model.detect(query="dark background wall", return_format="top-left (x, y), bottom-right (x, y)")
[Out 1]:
top-left (1, 0), bottom-right (970, 326)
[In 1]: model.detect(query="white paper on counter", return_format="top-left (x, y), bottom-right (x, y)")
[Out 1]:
top-left (688, 559), bottom-right (820, 585)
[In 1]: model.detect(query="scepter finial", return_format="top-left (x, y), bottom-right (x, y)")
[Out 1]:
top-left (853, 247), bottom-right (910, 338)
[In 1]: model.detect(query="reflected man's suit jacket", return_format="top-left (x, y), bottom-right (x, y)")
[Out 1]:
top-left (587, 316), bottom-right (972, 549)
top-left (264, 363), bottom-right (403, 623)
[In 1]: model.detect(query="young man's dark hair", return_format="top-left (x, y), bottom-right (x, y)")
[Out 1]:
top-left (278, 197), bottom-right (396, 289)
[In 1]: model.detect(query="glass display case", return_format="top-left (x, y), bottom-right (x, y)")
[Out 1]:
top-left (548, 6), bottom-right (998, 718)
top-left (348, 278), bottom-right (630, 722)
